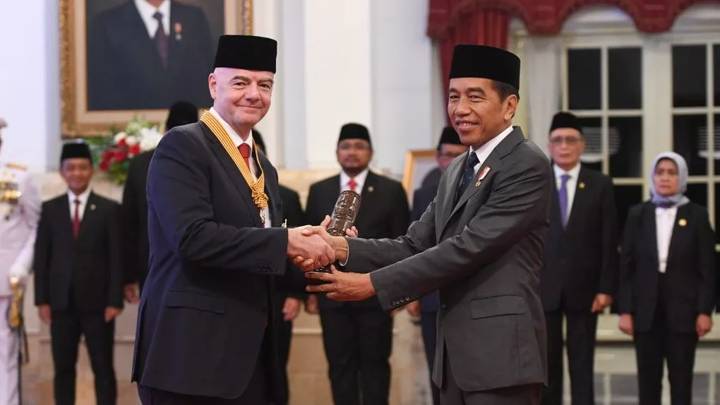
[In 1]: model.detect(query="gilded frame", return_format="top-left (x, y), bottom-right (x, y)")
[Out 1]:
top-left (402, 149), bottom-right (437, 199)
top-left (60, 0), bottom-right (253, 137)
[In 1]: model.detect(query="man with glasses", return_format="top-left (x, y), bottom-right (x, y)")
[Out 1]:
top-left (541, 112), bottom-right (619, 405)
top-left (305, 123), bottom-right (409, 405)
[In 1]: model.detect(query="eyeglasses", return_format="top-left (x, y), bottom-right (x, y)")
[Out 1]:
top-left (549, 136), bottom-right (583, 146)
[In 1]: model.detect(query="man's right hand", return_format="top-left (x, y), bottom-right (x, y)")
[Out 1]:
top-left (406, 301), bottom-right (421, 317)
top-left (38, 304), bottom-right (51, 325)
top-left (124, 283), bottom-right (140, 304)
top-left (287, 227), bottom-right (335, 269)
top-left (618, 313), bottom-right (633, 336)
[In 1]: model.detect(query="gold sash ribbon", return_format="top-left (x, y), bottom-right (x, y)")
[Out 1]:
top-left (200, 111), bottom-right (269, 213)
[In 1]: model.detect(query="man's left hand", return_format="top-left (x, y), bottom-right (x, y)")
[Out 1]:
top-left (104, 306), bottom-right (122, 322)
top-left (282, 297), bottom-right (302, 321)
top-left (305, 266), bottom-right (375, 301)
top-left (591, 293), bottom-right (613, 313)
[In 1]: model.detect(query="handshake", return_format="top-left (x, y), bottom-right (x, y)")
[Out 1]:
top-left (285, 216), bottom-right (353, 270)
top-left (285, 217), bottom-right (376, 301)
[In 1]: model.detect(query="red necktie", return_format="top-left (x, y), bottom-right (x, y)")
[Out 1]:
top-left (347, 178), bottom-right (357, 192)
top-left (72, 199), bottom-right (81, 238)
top-left (238, 143), bottom-right (251, 169)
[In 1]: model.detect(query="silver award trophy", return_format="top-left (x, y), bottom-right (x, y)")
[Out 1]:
top-left (314, 190), bottom-right (361, 274)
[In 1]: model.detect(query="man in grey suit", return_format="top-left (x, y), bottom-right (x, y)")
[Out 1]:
top-left (301, 44), bottom-right (551, 405)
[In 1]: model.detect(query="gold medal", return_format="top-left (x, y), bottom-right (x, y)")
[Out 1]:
top-left (200, 112), bottom-right (269, 218)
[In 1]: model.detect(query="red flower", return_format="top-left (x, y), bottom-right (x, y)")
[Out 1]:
top-left (116, 138), bottom-right (127, 147)
top-left (128, 143), bottom-right (141, 157)
top-left (112, 148), bottom-right (128, 163)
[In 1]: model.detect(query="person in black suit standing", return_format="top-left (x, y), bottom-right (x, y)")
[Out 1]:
top-left (34, 142), bottom-right (124, 405)
top-left (87, 0), bottom-right (214, 110)
top-left (251, 129), bottom-right (306, 405)
top-left (405, 126), bottom-right (465, 405)
top-left (131, 35), bottom-right (334, 405)
top-left (121, 100), bottom-right (198, 303)
top-left (305, 123), bottom-right (410, 405)
top-left (541, 112), bottom-right (619, 405)
top-left (618, 152), bottom-right (715, 405)
top-left (302, 45), bottom-right (551, 405)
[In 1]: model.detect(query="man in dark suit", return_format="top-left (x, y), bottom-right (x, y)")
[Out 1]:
top-left (87, 0), bottom-right (214, 110)
top-left (541, 112), bottom-right (618, 405)
top-left (121, 101), bottom-right (198, 303)
top-left (303, 45), bottom-right (551, 405)
top-left (406, 126), bottom-right (466, 405)
top-left (131, 35), bottom-right (334, 405)
top-left (34, 142), bottom-right (124, 405)
top-left (305, 123), bottom-right (410, 405)
top-left (252, 129), bottom-right (307, 405)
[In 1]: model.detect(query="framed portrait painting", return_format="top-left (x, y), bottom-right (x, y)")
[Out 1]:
top-left (60, 0), bottom-right (253, 136)
top-left (402, 149), bottom-right (437, 200)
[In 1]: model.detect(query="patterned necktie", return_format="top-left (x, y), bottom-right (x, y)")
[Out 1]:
top-left (454, 152), bottom-right (480, 205)
top-left (72, 199), bottom-right (81, 238)
top-left (558, 174), bottom-right (571, 227)
top-left (347, 178), bottom-right (357, 192)
top-left (153, 11), bottom-right (169, 68)
top-left (238, 143), bottom-right (251, 170)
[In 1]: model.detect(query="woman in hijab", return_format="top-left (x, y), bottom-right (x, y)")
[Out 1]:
top-left (617, 152), bottom-right (715, 405)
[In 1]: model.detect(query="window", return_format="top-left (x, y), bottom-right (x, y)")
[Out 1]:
top-left (563, 45), bottom-right (644, 226)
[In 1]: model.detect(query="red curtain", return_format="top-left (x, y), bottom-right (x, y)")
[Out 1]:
top-left (430, 0), bottom-right (510, 98)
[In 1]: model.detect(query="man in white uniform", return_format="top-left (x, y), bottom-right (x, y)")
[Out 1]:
top-left (0, 118), bottom-right (41, 404)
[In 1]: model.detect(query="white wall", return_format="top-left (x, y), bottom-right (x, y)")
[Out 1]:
top-left (270, 0), bottom-right (441, 177)
top-left (0, 1), bottom-right (61, 172)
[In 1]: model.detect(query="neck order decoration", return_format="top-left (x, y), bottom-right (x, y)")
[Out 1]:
top-left (200, 112), bottom-right (269, 216)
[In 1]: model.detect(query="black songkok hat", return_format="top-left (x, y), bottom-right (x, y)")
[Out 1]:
top-left (449, 45), bottom-right (520, 90)
top-left (338, 123), bottom-right (371, 147)
top-left (166, 101), bottom-right (198, 130)
top-left (550, 111), bottom-right (582, 134)
top-left (437, 126), bottom-right (461, 149)
top-left (61, 141), bottom-right (92, 163)
top-left (213, 35), bottom-right (277, 72)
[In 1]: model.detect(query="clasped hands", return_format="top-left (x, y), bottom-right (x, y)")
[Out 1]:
top-left (286, 216), bottom-right (375, 301)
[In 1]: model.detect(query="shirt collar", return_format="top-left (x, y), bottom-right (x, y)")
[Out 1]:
top-left (67, 188), bottom-right (91, 206)
top-left (134, 0), bottom-right (170, 37)
top-left (209, 107), bottom-right (254, 153)
top-left (470, 125), bottom-right (514, 167)
top-left (553, 162), bottom-right (581, 180)
top-left (340, 168), bottom-right (369, 190)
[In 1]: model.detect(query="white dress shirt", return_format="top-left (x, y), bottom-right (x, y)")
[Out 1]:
top-left (340, 169), bottom-right (369, 195)
top-left (469, 125), bottom-right (514, 175)
top-left (655, 206), bottom-right (677, 274)
top-left (134, 0), bottom-right (171, 38)
top-left (67, 188), bottom-right (91, 222)
top-left (209, 108), bottom-right (271, 228)
top-left (553, 163), bottom-right (581, 220)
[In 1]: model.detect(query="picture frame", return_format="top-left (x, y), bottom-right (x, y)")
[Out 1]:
top-left (402, 149), bottom-right (437, 199)
top-left (60, 0), bottom-right (253, 137)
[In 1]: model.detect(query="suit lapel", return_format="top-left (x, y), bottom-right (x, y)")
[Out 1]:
top-left (563, 166), bottom-right (588, 232)
top-left (258, 152), bottom-right (282, 227)
top-left (77, 192), bottom-right (97, 240)
top-left (441, 128), bottom-right (525, 233)
top-left (125, 2), bottom-right (163, 67)
top-left (436, 155), bottom-right (464, 228)
top-left (58, 196), bottom-right (74, 241)
top-left (200, 124), bottom-right (263, 227)
top-left (644, 203), bottom-right (660, 268)
top-left (665, 204), bottom-right (688, 271)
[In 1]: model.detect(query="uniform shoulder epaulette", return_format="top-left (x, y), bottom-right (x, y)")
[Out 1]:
top-left (4, 162), bottom-right (27, 171)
